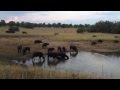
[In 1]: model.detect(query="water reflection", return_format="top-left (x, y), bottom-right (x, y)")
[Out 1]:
top-left (13, 51), bottom-right (120, 78)
top-left (32, 57), bottom-right (45, 66)
top-left (70, 52), bottom-right (78, 57)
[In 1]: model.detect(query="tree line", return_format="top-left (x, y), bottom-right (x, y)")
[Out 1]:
top-left (0, 20), bottom-right (120, 34)
top-left (77, 21), bottom-right (120, 34)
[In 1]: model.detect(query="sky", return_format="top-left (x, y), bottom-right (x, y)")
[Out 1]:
top-left (0, 11), bottom-right (120, 25)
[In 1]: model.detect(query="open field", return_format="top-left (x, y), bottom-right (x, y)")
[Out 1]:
top-left (0, 27), bottom-right (120, 79)
top-left (0, 27), bottom-right (120, 60)
top-left (0, 27), bottom-right (120, 41)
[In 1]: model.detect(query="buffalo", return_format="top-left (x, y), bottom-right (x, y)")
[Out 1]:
top-left (62, 46), bottom-right (67, 53)
top-left (32, 52), bottom-right (45, 66)
top-left (22, 47), bottom-right (30, 55)
top-left (6, 30), bottom-right (15, 33)
top-left (48, 48), bottom-right (55, 53)
top-left (17, 45), bottom-right (22, 53)
top-left (22, 31), bottom-right (27, 34)
top-left (47, 52), bottom-right (69, 60)
top-left (97, 39), bottom-right (103, 43)
top-left (42, 43), bottom-right (49, 48)
top-left (91, 41), bottom-right (97, 45)
top-left (57, 46), bottom-right (62, 52)
top-left (114, 40), bottom-right (119, 43)
top-left (70, 45), bottom-right (78, 53)
top-left (32, 52), bottom-right (45, 61)
top-left (34, 40), bottom-right (42, 44)
top-left (58, 46), bottom-right (67, 53)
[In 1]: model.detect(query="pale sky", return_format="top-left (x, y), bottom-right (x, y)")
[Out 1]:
top-left (0, 11), bottom-right (120, 25)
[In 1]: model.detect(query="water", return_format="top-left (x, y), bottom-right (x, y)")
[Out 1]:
top-left (13, 51), bottom-right (120, 79)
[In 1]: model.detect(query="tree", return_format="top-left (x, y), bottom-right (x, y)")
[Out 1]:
top-left (8, 21), bottom-right (16, 26)
top-left (77, 28), bottom-right (84, 33)
top-left (0, 20), bottom-right (6, 26)
top-left (8, 26), bottom-right (19, 32)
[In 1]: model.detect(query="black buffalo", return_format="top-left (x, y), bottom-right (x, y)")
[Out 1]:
top-left (34, 40), bottom-right (42, 44)
top-left (58, 46), bottom-right (62, 52)
top-left (70, 45), bottom-right (78, 53)
top-left (42, 43), bottom-right (49, 48)
top-left (91, 41), bottom-right (97, 45)
top-left (48, 52), bottom-right (69, 60)
top-left (114, 40), bottom-right (119, 43)
top-left (48, 48), bottom-right (55, 53)
top-left (58, 52), bottom-right (69, 60)
top-left (58, 46), bottom-right (67, 53)
top-left (22, 47), bottom-right (30, 55)
top-left (32, 52), bottom-right (45, 61)
top-left (97, 39), bottom-right (103, 43)
top-left (17, 45), bottom-right (22, 53)
top-left (6, 30), bottom-right (15, 33)
top-left (22, 31), bottom-right (27, 34)
top-left (62, 46), bottom-right (67, 53)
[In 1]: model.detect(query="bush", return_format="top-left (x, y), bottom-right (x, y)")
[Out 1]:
top-left (76, 28), bottom-right (84, 33)
top-left (8, 26), bottom-right (19, 32)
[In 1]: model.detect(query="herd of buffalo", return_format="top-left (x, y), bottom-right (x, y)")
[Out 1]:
top-left (17, 40), bottom-right (79, 62)
top-left (17, 35), bottom-right (119, 63)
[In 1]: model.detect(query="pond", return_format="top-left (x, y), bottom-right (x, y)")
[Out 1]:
top-left (13, 51), bottom-right (120, 79)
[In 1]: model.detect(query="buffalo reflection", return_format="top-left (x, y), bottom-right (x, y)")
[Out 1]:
top-left (70, 52), bottom-right (78, 57)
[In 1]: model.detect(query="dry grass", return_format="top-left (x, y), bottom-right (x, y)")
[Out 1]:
top-left (0, 64), bottom-right (94, 79)
top-left (0, 27), bottom-right (120, 41)
top-left (0, 27), bottom-right (120, 61)
top-left (0, 27), bottom-right (119, 79)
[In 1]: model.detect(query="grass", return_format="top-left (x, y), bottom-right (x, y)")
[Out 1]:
top-left (0, 27), bottom-right (120, 79)
top-left (0, 27), bottom-right (120, 41)
top-left (0, 27), bottom-right (119, 60)
top-left (0, 64), bottom-right (94, 79)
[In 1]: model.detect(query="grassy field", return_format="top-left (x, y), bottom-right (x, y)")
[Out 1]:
top-left (0, 27), bottom-right (120, 60)
top-left (0, 27), bottom-right (120, 41)
top-left (0, 63), bottom-right (95, 79)
top-left (0, 26), bottom-right (120, 79)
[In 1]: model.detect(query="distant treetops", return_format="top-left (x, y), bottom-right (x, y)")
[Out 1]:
top-left (0, 20), bottom-right (120, 34)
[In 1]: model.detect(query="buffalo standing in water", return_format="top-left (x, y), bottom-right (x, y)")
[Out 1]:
top-left (62, 46), bottom-right (67, 53)
top-left (32, 52), bottom-right (45, 60)
top-left (32, 52), bottom-right (45, 66)
top-left (48, 48), bottom-right (55, 53)
top-left (70, 45), bottom-right (78, 53)
top-left (47, 52), bottom-right (69, 60)
top-left (58, 46), bottom-right (67, 53)
top-left (22, 47), bottom-right (30, 55)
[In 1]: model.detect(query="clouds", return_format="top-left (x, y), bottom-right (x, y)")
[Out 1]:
top-left (0, 11), bottom-right (120, 24)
